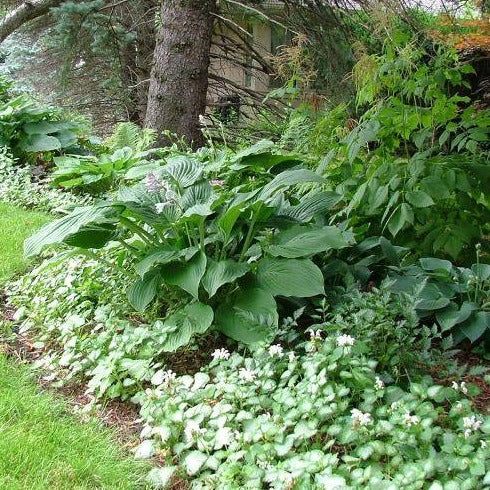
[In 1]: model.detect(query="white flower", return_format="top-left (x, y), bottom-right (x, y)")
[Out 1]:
top-left (155, 202), bottom-right (169, 214)
top-left (288, 351), bottom-right (296, 362)
top-left (481, 440), bottom-right (487, 449)
top-left (239, 368), bottom-right (256, 382)
top-left (337, 334), bottom-right (355, 347)
top-left (463, 416), bottom-right (482, 438)
top-left (309, 329), bottom-right (323, 340)
top-left (212, 348), bottom-right (231, 361)
top-left (268, 344), bottom-right (283, 357)
top-left (184, 420), bottom-right (206, 442)
top-left (351, 408), bottom-right (372, 427)
top-left (214, 426), bottom-right (234, 449)
top-left (403, 411), bottom-right (420, 427)
top-left (452, 381), bottom-right (469, 395)
top-left (151, 369), bottom-right (176, 387)
top-left (374, 376), bottom-right (385, 390)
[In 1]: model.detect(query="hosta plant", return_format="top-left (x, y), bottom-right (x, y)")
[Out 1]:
top-left (25, 152), bottom-right (353, 347)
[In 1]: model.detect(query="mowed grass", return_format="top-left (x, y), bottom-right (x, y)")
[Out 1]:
top-left (0, 355), bottom-right (149, 490)
top-left (0, 202), bottom-right (150, 489)
top-left (0, 202), bottom-right (50, 284)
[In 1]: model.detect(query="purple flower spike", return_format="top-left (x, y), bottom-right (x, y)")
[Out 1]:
top-left (145, 172), bottom-right (163, 193)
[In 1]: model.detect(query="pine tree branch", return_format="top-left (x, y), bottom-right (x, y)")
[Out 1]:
top-left (0, 0), bottom-right (64, 43)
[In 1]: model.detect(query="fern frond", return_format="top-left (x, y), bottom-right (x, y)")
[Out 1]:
top-left (105, 122), bottom-right (156, 152)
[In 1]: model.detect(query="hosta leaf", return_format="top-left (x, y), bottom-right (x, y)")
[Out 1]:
top-left (278, 191), bottom-right (343, 221)
top-left (181, 181), bottom-right (213, 210)
top-left (161, 252), bottom-right (206, 299)
top-left (163, 156), bottom-right (202, 188)
top-left (135, 247), bottom-right (182, 277)
top-left (20, 134), bottom-right (61, 152)
top-left (257, 257), bottom-right (325, 297)
top-left (127, 274), bottom-right (159, 312)
top-left (419, 257), bottom-right (453, 273)
top-left (268, 225), bottom-right (350, 258)
top-left (258, 169), bottom-right (324, 201)
top-left (202, 259), bottom-right (250, 298)
top-left (459, 311), bottom-right (489, 343)
top-left (436, 303), bottom-right (474, 332)
top-left (161, 303), bottom-right (214, 352)
top-left (23, 121), bottom-right (77, 135)
top-left (231, 139), bottom-right (275, 162)
top-left (215, 287), bottom-right (278, 344)
top-left (24, 205), bottom-right (118, 258)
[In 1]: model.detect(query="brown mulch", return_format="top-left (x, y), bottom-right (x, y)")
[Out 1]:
top-left (428, 343), bottom-right (490, 414)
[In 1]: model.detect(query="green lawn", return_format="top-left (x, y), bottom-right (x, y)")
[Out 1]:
top-left (0, 355), bottom-right (149, 490)
top-left (0, 202), bottom-right (50, 284)
top-left (0, 202), bottom-right (150, 489)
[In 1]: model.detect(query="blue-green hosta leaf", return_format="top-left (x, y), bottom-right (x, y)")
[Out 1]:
top-left (135, 247), bottom-right (182, 277)
top-left (24, 204), bottom-right (118, 258)
top-left (161, 303), bottom-right (214, 352)
top-left (20, 134), bottom-right (61, 152)
top-left (257, 169), bottom-right (324, 201)
top-left (231, 139), bottom-right (274, 162)
top-left (163, 156), bottom-right (202, 188)
top-left (23, 121), bottom-right (78, 135)
top-left (268, 225), bottom-right (350, 258)
top-left (459, 311), bottom-right (489, 343)
top-left (127, 273), bottom-right (159, 312)
top-left (215, 287), bottom-right (278, 345)
top-left (472, 263), bottom-right (490, 281)
top-left (124, 162), bottom-right (162, 180)
top-left (180, 181), bottom-right (213, 209)
top-left (202, 259), bottom-right (250, 298)
top-left (182, 203), bottom-right (214, 219)
top-left (257, 257), bottom-right (325, 297)
top-left (415, 283), bottom-right (450, 311)
top-left (419, 257), bottom-right (453, 273)
top-left (161, 252), bottom-right (206, 299)
top-left (278, 191), bottom-right (343, 222)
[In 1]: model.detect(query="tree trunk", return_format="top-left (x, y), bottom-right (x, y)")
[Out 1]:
top-left (145, 0), bottom-right (215, 148)
top-left (0, 0), bottom-right (63, 43)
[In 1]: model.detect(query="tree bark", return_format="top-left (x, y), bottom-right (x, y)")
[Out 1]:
top-left (145, 0), bottom-right (216, 148)
top-left (0, 0), bottom-right (64, 43)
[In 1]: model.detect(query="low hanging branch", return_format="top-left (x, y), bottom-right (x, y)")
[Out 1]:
top-left (0, 0), bottom-right (64, 43)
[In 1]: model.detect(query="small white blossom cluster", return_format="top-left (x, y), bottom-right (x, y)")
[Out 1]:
top-left (151, 369), bottom-right (176, 387)
top-left (374, 376), bottom-right (385, 391)
top-left (309, 329), bottom-right (323, 341)
top-left (268, 344), bottom-right (284, 357)
top-left (463, 416), bottom-right (482, 438)
top-left (351, 408), bottom-right (372, 427)
top-left (239, 368), bottom-right (256, 382)
top-left (452, 381), bottom-right (468, 395)
top-left (403, 411), bottom-right (420, 427)
top-left (212, 348), bottom-right (231, 361)
top-left (337, 334), bottom-right (355, 347)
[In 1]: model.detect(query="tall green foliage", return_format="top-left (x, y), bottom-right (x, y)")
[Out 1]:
top-left (25, 146), bottom-right (353, 348)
